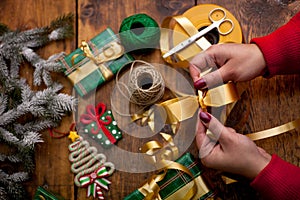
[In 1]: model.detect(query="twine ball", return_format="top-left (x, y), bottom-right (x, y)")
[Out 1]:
top-left (119, 13), bottom-right (161, 53)
top-left (128, 64), bottom-right (165, 106)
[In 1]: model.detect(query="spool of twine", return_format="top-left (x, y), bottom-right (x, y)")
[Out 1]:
top-left (127, 61), bottom-right (165, 106)
top-left (119, 13), bottom-right (160, 53)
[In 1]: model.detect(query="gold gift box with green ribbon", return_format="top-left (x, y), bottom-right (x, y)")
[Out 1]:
top-left (60, 28), bottom-right (134, 97)
top-left (123, 153), bottom-right (216, 200)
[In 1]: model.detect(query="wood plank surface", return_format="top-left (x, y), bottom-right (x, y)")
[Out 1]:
top-left (0, 0), bottom-right (300, 199)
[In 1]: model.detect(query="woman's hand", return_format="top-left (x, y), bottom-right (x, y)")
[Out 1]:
top-left (196, 111), bottom-right (271, 179)
top-left (189, 43), bottom-right (267, 90)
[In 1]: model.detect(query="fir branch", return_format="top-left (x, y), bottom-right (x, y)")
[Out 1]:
top-left (20, 82), bottom-right (34, 102)
top-left (42, 68), bottom-right (53, 86)
top-left (8, 57), bottom-right (21, 79)
top-left (48, 13), bottom-right (74, 40)
top-left (0, 94), bottom-right (7, 115)
top-left (0, 13), bottom-right (75, 199)
top-left (0, 127), bottom-right (20, 145)
top-left (0, 101), bottom-right (32, 126)
top-left (14, 119), bottom-right (57, 133)
top-left (0, 154), bottom-right (22, 163)
top-left (9, 172), bottom-right (29, 183)
top-left (0, 23), bottom-right (9, 36)
top-left (16, 148), bottom-right (35, 172)
top-left (22, 47), bottom-right (65, 86)
top-left (7, 182), bottom-right (28, 200)
top-left (18, 131), bottom-right (43, 149)
top-left (0, 54), bottom-right (8, 79)
top-left (0, 186), bottom-right (8, 200)
top-left (0, 170), bottom-right (29, 184)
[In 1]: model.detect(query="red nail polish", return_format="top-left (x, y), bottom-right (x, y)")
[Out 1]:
top-left (194, 78), bottom-right (207, 90)
top-left (199, 111), bottom-right (211, 123)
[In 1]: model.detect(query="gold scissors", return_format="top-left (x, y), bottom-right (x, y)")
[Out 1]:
top-left (163, 8), bottom-right (234, 58)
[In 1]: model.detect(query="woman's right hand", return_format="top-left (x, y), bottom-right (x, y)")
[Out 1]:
top-left (189, 43), bottom-right (267, 90)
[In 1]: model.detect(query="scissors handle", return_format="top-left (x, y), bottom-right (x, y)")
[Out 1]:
top-left (209, 8), bottom-right (234, 35)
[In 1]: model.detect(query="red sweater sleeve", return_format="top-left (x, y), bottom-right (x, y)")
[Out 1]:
top-left (250, 154), bottom-right (300, 199)
top-left (251, 12), bottom-right (300, 76)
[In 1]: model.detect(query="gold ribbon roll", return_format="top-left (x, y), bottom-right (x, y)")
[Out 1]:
top-left (161, 4), bottom-right (243, 67)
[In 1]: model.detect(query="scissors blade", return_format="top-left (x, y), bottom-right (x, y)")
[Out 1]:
top-left (163, 38), bottom-right (194, 58)
top-left (163, 25), bottom-right (215, 58)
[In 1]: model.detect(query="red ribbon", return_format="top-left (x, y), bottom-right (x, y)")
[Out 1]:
top-left (79, 166), bottom-right (111, 199)
top-left (49, 123), bottom-right (76, 139)
top-left (80, 103), bottom-right (116, 144)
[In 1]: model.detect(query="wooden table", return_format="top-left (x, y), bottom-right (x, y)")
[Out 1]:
top-left (1, 0), bottom-right (300, 199)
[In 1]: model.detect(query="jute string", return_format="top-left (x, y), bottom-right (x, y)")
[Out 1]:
top-left (117, 60), bottom-right (165, 106)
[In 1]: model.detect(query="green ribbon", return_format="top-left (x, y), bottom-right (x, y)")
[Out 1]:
top-left (79, 165), bottom-right (111, 199)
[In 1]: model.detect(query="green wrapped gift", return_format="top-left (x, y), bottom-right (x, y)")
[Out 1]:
top-left (33, 186), bottom-right (64, 200)
top-left (124, 153), bottom-right (216, 200)
top-left (80, 102), bottom-right (122, 148)
top-left (59, 27), bottom-right (134, 97)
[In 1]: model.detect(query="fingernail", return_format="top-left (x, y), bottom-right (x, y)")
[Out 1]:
top-left (194, 78), bottom-right (207, 90)
top-left (199, 111), bottom-right (211, 123)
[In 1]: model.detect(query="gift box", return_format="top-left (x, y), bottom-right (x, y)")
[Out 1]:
top-left (124, 153), bottom-right (216, 200)
top-left (33, 186), bottom-right (64, 200)
top-left (80, 103), bottom-right (122, 148)
top-left (60, 27), bottom-right (134, 97)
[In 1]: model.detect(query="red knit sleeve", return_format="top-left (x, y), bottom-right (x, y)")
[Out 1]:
top-left (250, 154), bottom-right (300, 199)
top-left (251, 12), bottom-right (300, 76)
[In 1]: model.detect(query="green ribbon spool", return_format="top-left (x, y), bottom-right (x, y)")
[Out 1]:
top-left (119, 13), bottom-right (160, 53)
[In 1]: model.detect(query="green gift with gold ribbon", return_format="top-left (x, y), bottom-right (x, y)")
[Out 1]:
top-left (59, 27), bottom-right (134, 97)
top-left (33, 186), bottom-right (65, 200)
top-left (123, 153), bottom-right (216, 200)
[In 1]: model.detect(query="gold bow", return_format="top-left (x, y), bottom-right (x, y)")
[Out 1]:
top-left (69, 40), bottom-right (124, 84)
top-left (138, 161), bottom-right (197, 200)
top-left (133, 82), bottom-right (240, 134)
top-left (79, 40), bottom-right (124, 63)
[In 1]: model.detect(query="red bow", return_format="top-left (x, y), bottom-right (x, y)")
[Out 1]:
top-left (80, 103), bottom-right (116, 144)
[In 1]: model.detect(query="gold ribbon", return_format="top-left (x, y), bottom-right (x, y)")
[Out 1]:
top-left (141, 132), bottom-right (179, 164)
top-left (164, 176), bottom-right (211, 200)
top-left (246, 118), bottom-right (300, 141)
top-left (137, 160), bottom-right (197, 200)
top-left (138, 131), bottom-right (200, 200)
top-left (135, 86), bottom-right (239, 199)
top-left (133, 82), bottom-right (240, 133)
top-left (199, 82), bottom-right (239, 110)
top-left (138, 170), bottom-right (165, 200)
top-left (69, 40), bottom-right (124, 84)
top-left (223, 118), bottom-right (300, 185)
